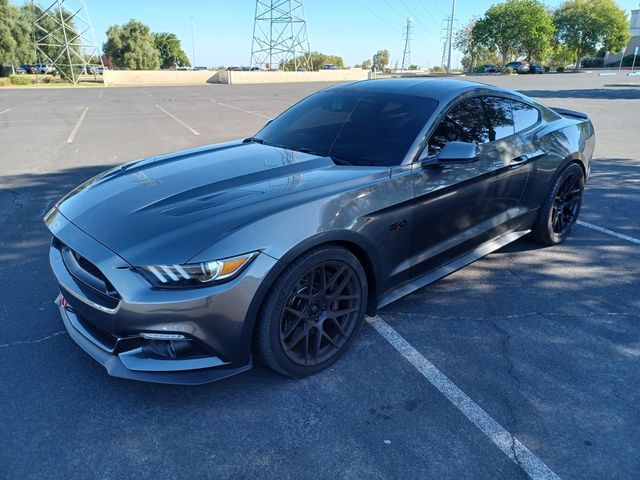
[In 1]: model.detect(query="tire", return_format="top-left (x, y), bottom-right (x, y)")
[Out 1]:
top-left (531, 162), bottom-right (585, 245)
top-left (255, 245), bottom-right (368, 377)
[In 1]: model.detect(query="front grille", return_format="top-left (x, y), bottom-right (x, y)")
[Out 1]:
top-left (56, 239), bottom-right (120, 300)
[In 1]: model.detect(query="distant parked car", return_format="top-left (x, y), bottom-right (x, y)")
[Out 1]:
top-left (321, 64), bottom-right (339, 70)
top-left (21, 64), bottom-right (37, 74)
top-left (482, 64), bottom-right (500, 73)
top-left (529, 63), bottom-right (545, 74)
top-left (193, 66), bottom-right (208, 71)
top-left (176, 66), bottom-right (191, 71)
top-left (226, 66), bottom-right (242, 71)
top-left (505, 61), bottom-right (530, 74)
top-left (296, 66), bottom-right (307, 72)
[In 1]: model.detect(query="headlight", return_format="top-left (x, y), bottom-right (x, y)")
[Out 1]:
top-left (137, 252), bottom-right (259, 288)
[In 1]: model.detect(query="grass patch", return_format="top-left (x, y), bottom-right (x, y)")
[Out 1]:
top-left (9, 75), bottom-right (32, 85)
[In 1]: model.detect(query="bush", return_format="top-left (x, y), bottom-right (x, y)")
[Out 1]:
top-left (544, 66), bottom-right (551, 72)
top-left (9, 75), bottom-right (31, 85)
top-left (504, 67), bottom-right (514, 75)
top-left (556, 66), bottom-right (565, 73)
top-left (0, 77), bottom-right (9, 87)
top-left (582, 57), bottom-right (604, 68)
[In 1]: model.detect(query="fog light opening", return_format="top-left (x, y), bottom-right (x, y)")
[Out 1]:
top-left (141, 338), bottom-right (210, 360)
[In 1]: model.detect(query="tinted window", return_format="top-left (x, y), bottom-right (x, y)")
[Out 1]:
top-left (256, 89), bottom-right (438, 166)
top-left (428, 96), bottom-right (514, 155)
top-left (482, 97), bottom-right (515, 141)
top-left (510, 100), bottom-right (540, 132)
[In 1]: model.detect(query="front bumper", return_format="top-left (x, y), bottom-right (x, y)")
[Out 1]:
top-left (46, 209), bottom-right (279, 384)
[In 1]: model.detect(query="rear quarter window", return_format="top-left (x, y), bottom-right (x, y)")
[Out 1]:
top-left (510, 100), bottom-right (540, 133)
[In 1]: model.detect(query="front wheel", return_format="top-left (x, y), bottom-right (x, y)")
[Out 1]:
top-left (255, 246), bottom-right (368, 377)
top-left (531, 162), bottom-right (585, 245)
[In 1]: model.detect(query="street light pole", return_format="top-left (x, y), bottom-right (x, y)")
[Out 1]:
top-left (189, 16), bottom-right (196, 68)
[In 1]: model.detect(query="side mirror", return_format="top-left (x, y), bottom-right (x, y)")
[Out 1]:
top-left (437, 141), bottom-right (478, 163)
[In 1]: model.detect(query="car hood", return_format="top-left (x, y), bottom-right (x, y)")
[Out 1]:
top-left (55, 141), bottom-right (389, 265)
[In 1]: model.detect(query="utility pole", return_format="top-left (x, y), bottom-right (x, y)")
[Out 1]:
top-left (401, 17), bottom-right (413, 71)
top-left (189, 16), bottom-right (196, 67)
top-left (447, 0), bottom-right (456, 72)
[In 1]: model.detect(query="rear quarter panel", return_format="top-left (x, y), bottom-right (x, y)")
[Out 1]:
top-left (519, 117), bottom-right (595, 212)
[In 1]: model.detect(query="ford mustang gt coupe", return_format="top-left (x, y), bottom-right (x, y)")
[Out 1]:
top-left (45, 79), bottom-right (595, 384)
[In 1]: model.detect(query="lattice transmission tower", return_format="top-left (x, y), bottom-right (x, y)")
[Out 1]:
top-left (32, 0), bottom-right (103, 84)
top-left (400, 17), bottom-right (413, 71)
top-left (250, 0), bottom-right (311, 71)
top-left (440, 15), bottom-right (457, 70)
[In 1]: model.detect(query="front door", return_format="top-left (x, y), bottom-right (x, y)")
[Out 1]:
top-left (409, 95), bottom-right (531, 276)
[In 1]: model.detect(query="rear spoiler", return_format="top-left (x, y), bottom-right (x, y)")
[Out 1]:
top-left (551, 107), bottom-right (589, 120)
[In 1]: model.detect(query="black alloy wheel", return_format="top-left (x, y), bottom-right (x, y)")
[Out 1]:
top-left (532, 162), bottom-right (585, 245)
top-left (551, 169), bottom-right (583, 236)
top-left (256, 246), bottom-right (367, 377)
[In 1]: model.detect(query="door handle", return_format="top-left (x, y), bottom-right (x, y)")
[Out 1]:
top-left (511, 150), bottom-right (547, 166)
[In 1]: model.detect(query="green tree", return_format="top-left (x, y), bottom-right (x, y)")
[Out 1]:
top-left (373, 49), bottom-right (390, 71)
top-left (474, 3), bottom-right (520, 66)
top-left (283, 51), bottom-right (344, 71)
top-left (153, 32), bottom-right (190, 69)
top-left (473, 0), bottom-right (555, 65)
top-left (554, 0), bottom-right (630, 70)
top-left (0, 0), bottom-right (35, 66)
top-left (360, 58), bottom-right (372, 70)
top-left (103, 19), bottom-right (160, 70)
top-left (456, 18), bottom-right (501, 71)
top-left (513, 0), bottom-right (555, 61)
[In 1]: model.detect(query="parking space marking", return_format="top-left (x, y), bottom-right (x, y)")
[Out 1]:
top-left (66, 107), bottom-right (89, 144)
top-left (367, 315), bottom-right (561, 480)
top-left (141, 89), bottom-right (153, 97)
top-left (98, 89), bottom-right (103, 99)
top-left (209, 98), bottom-right (271, 119)
top-left (577, 220), bottom-right (640, 246)
top-left (0, 108), bottom-right (10, 114)
top-left (154, 104), bottom-right (200, 136)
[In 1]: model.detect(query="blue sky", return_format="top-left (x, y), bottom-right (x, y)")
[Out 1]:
top-left (15, 0), bottom-right (640, 67)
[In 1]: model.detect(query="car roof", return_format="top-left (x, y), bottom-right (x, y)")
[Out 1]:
top-left (335, 78), bottom-right (513, 102)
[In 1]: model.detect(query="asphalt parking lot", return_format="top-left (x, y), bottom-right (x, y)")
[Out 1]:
top-left (1, 73), bottom-right (639, 480)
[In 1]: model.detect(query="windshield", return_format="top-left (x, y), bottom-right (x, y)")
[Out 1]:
top-left (255, 89), bottom-right (438, 166)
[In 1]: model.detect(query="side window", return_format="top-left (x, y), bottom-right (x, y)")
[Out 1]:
top-left (428, 98), bottom-right (487, 155)
top-left (480, 97), bottom-right (515, 141)
top-left (427, 96), bottom-right (514, 156)
top-left (510, 100), bottom-right (540, 133)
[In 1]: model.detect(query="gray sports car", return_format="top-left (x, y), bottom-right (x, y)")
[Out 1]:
top-left (45, 79), bottom-right (595, 384)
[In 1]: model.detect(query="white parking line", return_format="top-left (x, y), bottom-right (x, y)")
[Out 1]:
top-left (66, 107), bottom-right (89, 144)
top-left (98, 89), bottom-right (103, 99)
top-left (367, 315), bottom-right (561, 480)
top-left (154, 104), bottom-right (200, 136)
top-left (577, 220), bottom-right (640, 246)
top-left (0, 108), bottom-right (10, 114)
top-left (209, 98), bottom-right (271, 119)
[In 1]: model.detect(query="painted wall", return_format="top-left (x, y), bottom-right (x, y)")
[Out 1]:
top-left (103, 69), bottom-right (370, 86)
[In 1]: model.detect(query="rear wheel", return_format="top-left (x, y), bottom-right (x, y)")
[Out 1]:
top-left (256, 246), bottom-right (367, 377)
top-left (531, 162), bottom-right (584, 245)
